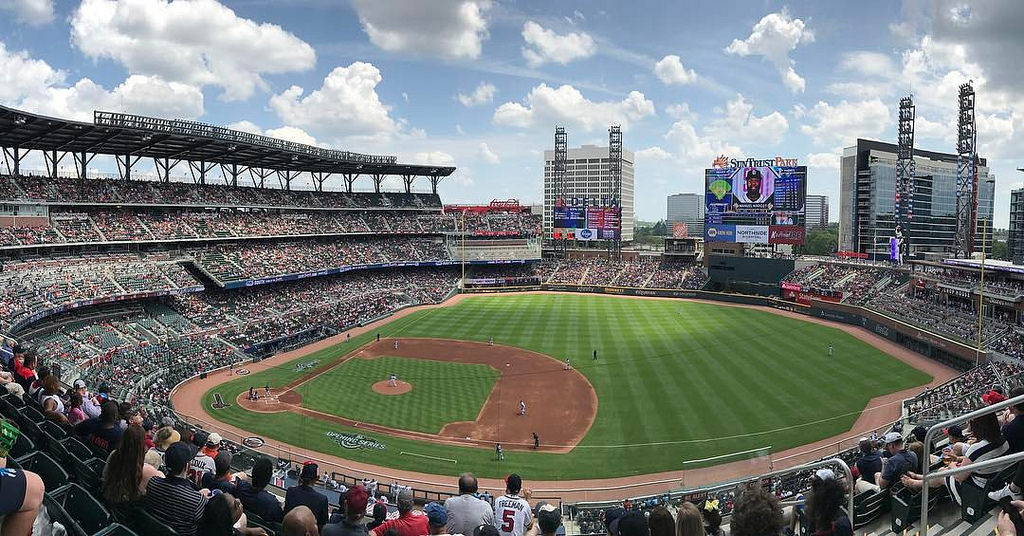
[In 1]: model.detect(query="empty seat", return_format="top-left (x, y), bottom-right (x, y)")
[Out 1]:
top-left (42, 492), bottom-right (88, 536)
top-left (92, 524), bottom-right (140, 536)
top-left (16, 451), bottom-right (69, 490)
top-left (48, 483), bottom-right (113, 535)
top-left (62, 436), bottom-right (93, 463)
top-left (128, 507), bottom-right (178, 536)
top-left (40, 420), bottom-right (70, 441)
top-left (8, 429), bottom-right (34, 459)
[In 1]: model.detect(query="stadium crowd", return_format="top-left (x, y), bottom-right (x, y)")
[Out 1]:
top-left (541, 258), bottom-right (708, 290)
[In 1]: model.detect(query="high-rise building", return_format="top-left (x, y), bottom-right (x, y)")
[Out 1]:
top-left (543, 144), bottom-right (635, 242)
top-left (839, 139), bottom-right (995, 257)
top-left (666, 193), bottom-right (703, 237)
top-left (805, 195), bottom-right (829, 229)
top-left (1010, 188), bottom-right (1024, 264)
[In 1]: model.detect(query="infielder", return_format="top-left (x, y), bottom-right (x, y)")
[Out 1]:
top-left (518, 400), bottom-right (527, 416)
top-left (564, 359), bottom-right (571, 370)
top-left (394, 339), bottom-right (399, 350)
top-left (489, 336), bottom-right (494, 346)
top-left (495, 442), bottom-right (504, 461)
top-left (389, 373), bottom-right (397, 387)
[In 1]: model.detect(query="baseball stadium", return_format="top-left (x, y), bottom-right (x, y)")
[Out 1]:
top-left (0, 9), bottom-right (1018, 534)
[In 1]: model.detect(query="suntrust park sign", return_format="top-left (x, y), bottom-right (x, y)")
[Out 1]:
top-left (712, 155), bottom-right (799, 168)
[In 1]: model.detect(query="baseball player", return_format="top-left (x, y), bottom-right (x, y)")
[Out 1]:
top-left (593, 349), bottom-right (598, 360)
top-left (394, 339), bottom-right (399, 350)
top-left (564, 359), bottom-right (571, 371)
top-left (489, 336), bottom-right (494, 346)
top-left (828, 344), bottom-right (834, 357)
top-left (389, 373), bottom-right (397, 388)
top-left (264, 383), bottom-right (270, 397)
top-left (493, 474), bottom-right (532, 536)
top-left (532, 432), bottom-right (539, 450)
top-left (495, 442), bottom-right (504, 461)
top-left (518, 400), bottom-right (527, 416)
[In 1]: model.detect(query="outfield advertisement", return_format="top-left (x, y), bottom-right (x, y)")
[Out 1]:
top-left (705, 162), bottom-right (807, 245)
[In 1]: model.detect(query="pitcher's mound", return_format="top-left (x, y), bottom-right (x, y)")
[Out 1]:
top-left (372, 380), bottom-right (412, 395)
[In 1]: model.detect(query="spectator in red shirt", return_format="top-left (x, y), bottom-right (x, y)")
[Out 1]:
top-left (13, 350), bottom-right (37, 393)
top-left (369, 489), bottom-right (427, 536)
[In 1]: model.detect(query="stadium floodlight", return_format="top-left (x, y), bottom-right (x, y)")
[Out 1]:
top-left (13, 116), bottom-right (26, 125)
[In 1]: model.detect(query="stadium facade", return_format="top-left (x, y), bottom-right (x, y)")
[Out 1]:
top-left (839, 139), bottom-right (995, 258)
top-left (805, 194), bottom-right (829, 229)
top-left (542, 144), bottom-right (635, 242)
top-left (666, 193), bottom-right (703, 237)
top-left (1010, 187), bottom-right (1024, 264)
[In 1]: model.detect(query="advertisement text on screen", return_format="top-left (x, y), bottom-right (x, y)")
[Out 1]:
top-left (711, 156), bottom-right (800, 168)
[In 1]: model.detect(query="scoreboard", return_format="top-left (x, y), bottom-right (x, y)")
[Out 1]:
top-left (553, 203), bottom-right (620, 240)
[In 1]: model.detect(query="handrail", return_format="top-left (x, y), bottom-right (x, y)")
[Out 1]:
top-left (920, 393), bottom-right (1024, 533)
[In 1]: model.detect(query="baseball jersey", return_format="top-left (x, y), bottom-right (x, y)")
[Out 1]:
top-left (187, 453), bottom-right (216, 488)
top-left (493, 494), bottom-right (532, 536)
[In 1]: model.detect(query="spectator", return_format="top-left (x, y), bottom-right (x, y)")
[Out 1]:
top-left (671, 502), bottom-right (702, 536)
top-left (145, 426), bottom-right (180, 469)
top-left (38, 374), bottom-right (68, 424)
top-left (445, 472), bottom-right (494, 536)
top-left (203, 451), bottom-right (246, 493)
top-left (875, 432), bottom-right (916, 490)
top-left (0, 454), bottom-right (44, 536)
top-left (367, 503), bottom-right (388, 532)
top-left (424, 502), bottom-right (448, 535)
top-left (729, 487), bottom-right (783, 536)
top-left (1004, 387), bottom-right (1024, 453)
top-left (700, 500), bottom-right (724, 536)
top-left (853, 438), bottom-right (881, 493)
top-left (145, 441), bottom-right (209, 536)
top-left (370, 489), bottom-right (427, 536)
top-left (902, 412), bottom-right (1010, 504)
top-left (200, 491), bottom-right (268, 536)
top-left (102, 424), bottom-right (164, 506)
top-left (322, 483), bottom-right (369, 536)
top-left (535, 503), bottom-right (561, 536)
top-left (188, 431), bottom-right (218, 488)
top-left (75, 400), bottom-right (124, 452)
top-left (804, 469), bottom-right (852, 536)
top-left (647, 505), bottom-right (676, 536)
top-left (493, 474), bottom-right (531, 536)
top-left (235, 456), bottom-right (284, 523)
top-left (79, 380), bottom-right (103, 419)
top-left (283, 505), bottom-right (320, 536)
top-left (616, 511), bottom-right (649, 536)
top-left (285, 462), bottom-right (329, 530)
top-left (67, 391), bottom-right (87, 425)
top-left (12, 350), bottom-right (37, 393)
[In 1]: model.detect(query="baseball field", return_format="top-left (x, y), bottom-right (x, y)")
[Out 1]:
top-left (195, 293), bottom-right (934, 480)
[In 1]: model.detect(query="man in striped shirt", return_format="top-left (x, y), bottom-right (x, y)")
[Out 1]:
top-left (145, 441), bottom-right (209, 536)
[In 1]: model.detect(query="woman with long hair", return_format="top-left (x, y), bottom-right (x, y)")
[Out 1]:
top-left (803, 471), bottom-right (852, 536)
top-left (201, 492), bottom-right (268, 536)
top-left (647, 505), bottom-right (675, 536)
top-left (675, 502), bottom-right (705, 536)
top-left (101, 424), bottom-right (163, 505)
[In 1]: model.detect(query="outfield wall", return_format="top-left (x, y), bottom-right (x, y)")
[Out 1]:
top-left (470, 284), bottom-right (984, 371)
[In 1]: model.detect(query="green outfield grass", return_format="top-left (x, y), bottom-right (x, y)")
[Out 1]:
top-left (297, 357), bottom-right (498, 433)
top-left (200, 293), bottom-right (932, 480)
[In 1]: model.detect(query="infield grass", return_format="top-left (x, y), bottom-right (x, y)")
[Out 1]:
top-left (201, 293), bottom-right (932, 479)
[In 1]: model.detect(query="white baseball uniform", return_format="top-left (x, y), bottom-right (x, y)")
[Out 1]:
top-left (493, 494), bottom-right (532, 536)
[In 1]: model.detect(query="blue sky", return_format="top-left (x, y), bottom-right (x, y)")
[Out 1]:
top-left (0, 0), bottom-right (1022, 226)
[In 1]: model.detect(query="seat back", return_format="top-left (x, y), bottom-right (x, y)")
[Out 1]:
top-left (129, 507), bottom-right (179, 536)
top-left (73, 456), bottom-right (104, 491)
top-left (41, 492), bottom-right (89, 536)
top-left (45, 431), bottom-right (72, 465)
top-left (62, 436), bottom-right (94, 462)
top-left (19, 405), bottom-right (45, 425)
top-left (40, 419), bottom-right (70, 441)
top-left (92, 523), bottom-right (140, 536)
top-left (50, 483), bottom-right (113, 535)
top-left (8, 428), bottom-right (34, 459)
top-left (16, 451), bottom-right (70, 490)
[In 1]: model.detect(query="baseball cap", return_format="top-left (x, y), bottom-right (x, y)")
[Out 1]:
top-left (73, 379), bottom-right (86, 390)
top-left (474, 525), bottom-right (500, 536)
top-left (537, 503), bottom-right (561, 533)
top-left (164, 441), bottom-right (193, 473)
top-left (814, 468), bottom-right (835, 481)
top-left (206, 432), bottom-right (223, 446)
top-left (615, 511), bottom-right (648, 536)
top-left (603, 507), bottom-right (626, 535)
top-left (300, 462), bottom-right (319, 481)
top-left (883, 432), bottom-right (903, 445)
top-left (424, 502), bottom-right (448, 527)
top-left (983, 390), bottom-right (1008, 405)
top-left (346, 484), bottom-right (369, 515)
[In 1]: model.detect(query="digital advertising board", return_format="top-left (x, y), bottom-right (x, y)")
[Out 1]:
top-left (704, 157), bottom-right (807, 245)
top-left (553, 201), bottom-right (621, 240)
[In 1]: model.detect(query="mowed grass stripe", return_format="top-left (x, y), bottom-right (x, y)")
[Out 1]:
top-left (203, 293), bottom-right (933, 479)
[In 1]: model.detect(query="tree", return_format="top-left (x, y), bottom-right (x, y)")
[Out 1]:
top-left (992, 239), bottom-right (1009, 261)
top-left (794, 223), bottom-right (838, 256)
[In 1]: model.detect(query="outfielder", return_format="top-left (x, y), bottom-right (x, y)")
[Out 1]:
top-left (828, 344), bottom-right (834, 357)
top-left (495, 442), bottom-right (504, 461)
top-left (489, 336), bottom-right (494, 346)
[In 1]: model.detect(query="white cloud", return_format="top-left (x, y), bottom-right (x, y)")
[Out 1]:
top-left (635, 146), bottom-right (671, 160)
top-left (70, 0), bottom-right (316, 101)
top-left (653, 55), bottom-right (697, 85)
top-left (0, 0), bottom-right (54, 25)
top-left (225, 120), bottom-right (262, 135)
top-left (665, 118), bottom-right (741, 168)
top-left (0, 41), bottom-right (63, 103)
top-left (806, 152), bottom-right (840, 169)
top-left (352, 0), bottom-right (490, 60)
top-left (800, 99), bottom-right (891, 147)
top-left (477, 142), bottom-right (499, 163)
top-left (456, 82), bottom-right (496, 107)
top-left (455, 124), bottom-right (465, 135)
top-left (724, 9), bottom-right (815, 93)
top-left (265, 126), bottom-right (318, 146)
top-left (493, 84), bottom-right (654, 131)
top-left (521, 21), bottom-right (596, 67)
top-left (838, 51), bottom-right (897, 78)
top-left (413, 151), bottom-right (456, 166)
top-left (665, 103), bottom-right (697, 121)
top-left (19, 74), bottom-right (204, 122)
top-left (269, 62), bottom-right (398, 142)
top-left (704, 94), bottom-right (789, 145)
top-left (401, 92), bottom-right (409, 103)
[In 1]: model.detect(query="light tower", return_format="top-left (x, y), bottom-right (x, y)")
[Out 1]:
top-left (553, 126), bottom-right (567, 259)
top-left (607, 125), bottom-right (622, 259)
top-left (955, 81), bottom-right (978, 258)
top-left (894, 95), bottom-right (915, 259)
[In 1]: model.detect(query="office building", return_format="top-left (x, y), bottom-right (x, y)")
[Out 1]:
top-left (543, 144), bottom-right (635, 242)
top-left (667, 193), bottom-right (703, 237)
top-left (805, 195), bottom-right (829, 229)
top-left (1010, 188), bottom-right (1024, 264)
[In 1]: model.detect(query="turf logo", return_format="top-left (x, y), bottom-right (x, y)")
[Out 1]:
top-left (211, 394), bottom-right (230, 410)
top-left (326, 431), bottom-right (386, 451)
top-left (242, 436), bottom-right (265, 448)
top-left (294, 360), bottom-right (320, 372)
top-left (235, 368), bottom-right (250, 375)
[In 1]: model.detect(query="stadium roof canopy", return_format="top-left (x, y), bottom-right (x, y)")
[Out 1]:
top-left (0, 105), bottom-right (455, 191)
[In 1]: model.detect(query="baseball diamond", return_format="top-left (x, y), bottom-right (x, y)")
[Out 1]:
top-left (179, 292), bottom-right (944, 482)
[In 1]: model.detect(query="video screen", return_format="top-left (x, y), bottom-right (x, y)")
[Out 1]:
top-left (704, 165), bottom-right (806, 245)
top-left (553, 202), bottom-right (620, 240)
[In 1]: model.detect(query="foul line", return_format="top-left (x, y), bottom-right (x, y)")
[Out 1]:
top-left (400, 451), bottom-right (457, 464)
